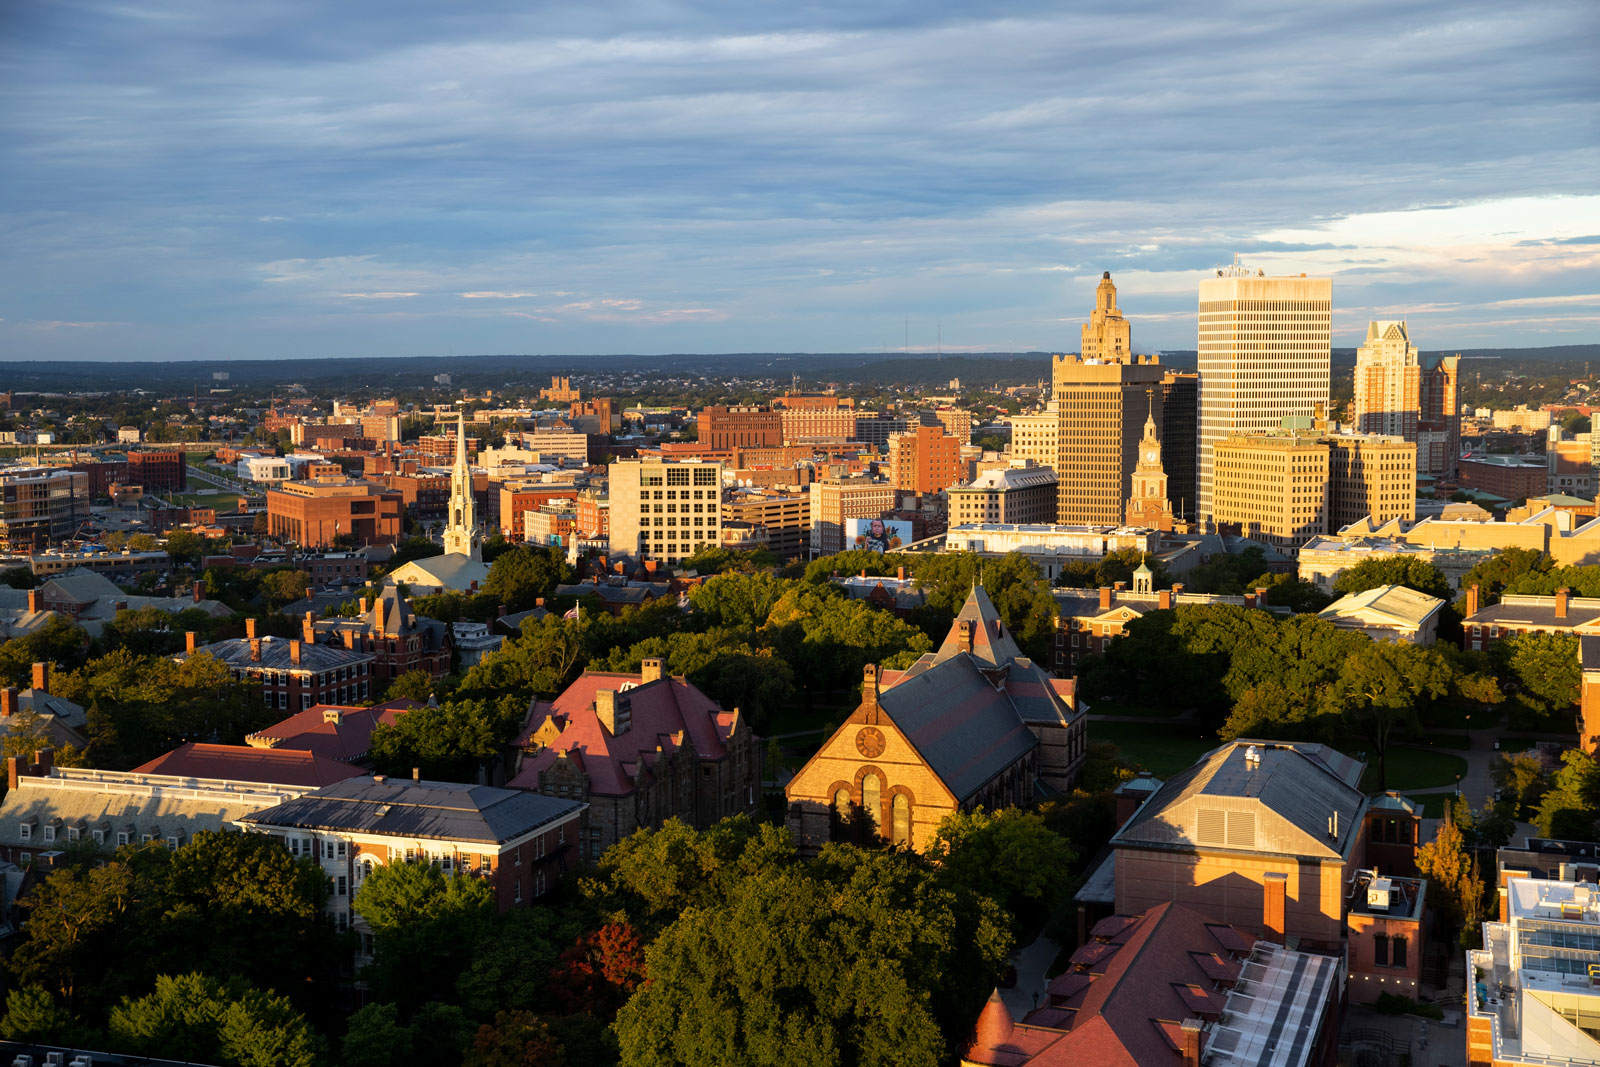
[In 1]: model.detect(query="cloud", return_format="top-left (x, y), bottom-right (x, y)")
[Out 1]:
top-left (1, 0), bottom-right (1596, 359)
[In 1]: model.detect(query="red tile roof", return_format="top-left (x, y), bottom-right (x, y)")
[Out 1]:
top-left (133, 742), bottom-right (367, 788)
top-left (245, 699), bottom-right (420, 763)
top-left (509, 671), bottom-right (740, 798)
top-left (965, 902), bottom-right (1259, 1067)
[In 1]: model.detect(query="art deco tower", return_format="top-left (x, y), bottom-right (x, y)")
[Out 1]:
top-left (1081, 272), bottom-right (1131, 362)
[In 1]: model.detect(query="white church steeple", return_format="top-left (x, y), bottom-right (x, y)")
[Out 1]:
top-left (442, 410), bottom-right (481, 560)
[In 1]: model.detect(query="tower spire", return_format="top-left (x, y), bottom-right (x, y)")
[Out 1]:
top-left (442, 408), bottom-right (481, 559)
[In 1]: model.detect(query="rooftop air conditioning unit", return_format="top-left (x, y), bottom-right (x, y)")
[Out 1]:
top-left (1368, 877), bottom-right (1393, 911)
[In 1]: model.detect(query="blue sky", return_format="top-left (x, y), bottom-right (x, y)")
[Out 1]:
top-left (3, 0), bottom-right (1597, 362)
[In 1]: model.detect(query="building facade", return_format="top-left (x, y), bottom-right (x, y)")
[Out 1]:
top-left (1051, 353), bottom-right (1166, 525)
top-left (1080, 271), bottom-right (1132, 361)
top-left (127, 450), bottom-right (189, 493)
top-left (606, 458), bottom-right (724, 565)
top-left (723, 488), bottom-right (809, 558)
top-left (808, 477), bottom-right (896, 557)
top-left (0, 466), bottom-right (89, 552)
top-left (698, 406), bottom-right (783, 450)
top-left (267, 479), bottom-right (403, 547)
top-left (183, 620), bottom-right (376, 711)
top-left (887, 425), bottom-right (962, 496)
top-left (1353, 320), bottom-right (1421, 439)
top-left (1008, 403), bottom-right (1059, 475)
top-left (947, 463), bottom-right (1058, 527)
top-left (1160, 371), bottom-right (1199, 521)
top-left (1196, 270), bottom-right (1332, 522)
top-left (1124, 413), bottom-right (1175, 530)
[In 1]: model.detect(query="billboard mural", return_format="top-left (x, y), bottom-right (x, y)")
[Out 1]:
top-left (847, 516), bottom-right (914, 553)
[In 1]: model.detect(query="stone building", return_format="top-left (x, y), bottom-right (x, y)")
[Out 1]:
top-left (947, 463), bottom-right (1058, 527)
top-left (309, 590), bottom-right (451, 685)
top-left (786, 587), bottom-right (1085, 854)
top-left (509, 658), bottom-right (760, 861)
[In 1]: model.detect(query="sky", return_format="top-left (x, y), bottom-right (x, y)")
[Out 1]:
top-left (2, 0), bottom-right (1597, 363)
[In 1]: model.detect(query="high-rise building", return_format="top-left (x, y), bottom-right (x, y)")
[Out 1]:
top-left (1081, 271), bottom-right (1131, 362)
top-left (0, 467), bottom-right (89, 553)
top-left (808, 477), bottom-right (895, 557)
top-left (127, 450), bottom-right (188, 493)
top-left (886, 425), bottom-right (962, 496)
top-left (1418, 355), bottom-right (1460, 481)
top-left (1052, 354), bottom-right (1165, 525)
top-left (1353, 321), bottom-right (1420, 439)
top-left (1326, 435), bottom-right (1418, 531)
top-left (607, 459), bottom-right (723, 564)
top-left (1009, 403), bottom-right (1059, 475)
top-left (948, 463), bottom-right (1058, 527)
top-left (1196, 269), bottom-right (1332, 521)
top-left (1159, 372), bottom-right (1198, 521)
top-left (853, 414), bottom-right (914, 450)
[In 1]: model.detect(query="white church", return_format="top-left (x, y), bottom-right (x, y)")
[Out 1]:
top-left (385, 410), bottom-right (492, 595)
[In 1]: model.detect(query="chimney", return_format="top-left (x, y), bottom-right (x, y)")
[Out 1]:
top-left (36, 748), bottom-right (52, 776)
top-left (26, 589), bottom-right (39, 613)
top-left (897, 566), bottom-right (905, 581)
top-left (30, 662), bottom-right (48, 695)
top-left (185, 631), bottom-right (198, 654)
top-left (0, 688), bottom-right (15, 719)
top-left (1557, 586), bottom-right (1571, 620)
top-left (596, 689), bottom-right (630, 735)
top-left (1467, 583), bottom-right (1480, 618)
top-left (343, 631), bottom-right (356, 650)
top-left (1099, 586), bottom-right (1112, 610)
top-left (958, 619), bottom-right (975, 653)
top-left (1180, 1018), bottom-right (1203, 1067)
top-left (192, 580), bottom-right (203, 603)
top-left (245, 617), bottom-right (258, 640)
top-left (290, 639), bottom-right (303, 665)
top-left (860, 569), bottom-right (867, 578)
top-left (1172, 583), bottom-right (1184, 596)
top-left (1262, 871), bottom-right (1287, 943)
top-left (303, 611), bottom-right (316, 643)
top-left (249, 638), bottom-right (262, 663)
top-left (412, 766), bottom-right (420, 782)
top-left (498, 604), bottom-right (508, 618)
top-left (1255, 586), bottom-right (1268, 602)
top-left (640, 657), bottom-right (664, 684)
top-left (861, 663), bottom-right (881, 724)
top-left (6, 757), bottom-right (20, 793)
top-left (1158, 589), bottom-right (1172, 610)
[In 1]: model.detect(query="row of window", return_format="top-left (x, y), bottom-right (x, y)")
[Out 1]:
top-left (19, 821), bottom-right (184, 849)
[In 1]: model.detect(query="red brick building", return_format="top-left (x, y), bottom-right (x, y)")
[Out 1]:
top-left (182, 619), bottom-right (376, 712)
top-left (697, 406), bottom-right (783, 450)
top-left (127, 450), bottom-right (188, 493)
top-left (267, 479), bottom-right (403, 547)
top-left (309, 592), bottom-right (451, 686)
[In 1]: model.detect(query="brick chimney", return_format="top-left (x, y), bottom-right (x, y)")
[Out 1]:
top-left (1262, 871), bottom-right (1287, 943)
top-left (958, 619), bottom-right (975, 653)
top-left (1255, 586), bottom-right (1268, 603)
top-left (31, 662), bottom-right (48, 695)
top-left (1180, 1018), bottom-right (1203, 1067)
top-left (897, 566), bottom-right (906, 581)
top-left (861, 663), bottom-right (881, 724)
top-left (26, 589), bottom-right (39, 613)
top-left (192, 580), bottom-right (203, 603)
top-left (1557, 586), bottom-right (1571, 620)
top-left (1467, 583), bottom-right (1480, 618)
top-left (1158, 589), bottom-right (1172, 610)
top-left (246, 617), bottom-right (258, 640)
top-left (303, 611), bottom-right (317, 643)
top-left (185, 631), bottom-right (198, 654)
top-left (0, 688), bottom-right (16, 719)
top-left (250, 637), bottom-right (262, 663)
top-left (596, 689), bottom-right (630, 735)
top-left (290, 639), bottom-right (303, 665)
top-left (498, 604), bottom-right (508, 618)
top-left (1113, 581), bottom-right (1126, 593)
top-left (1099, 586), bottom-right (1112, 610)
top-left (1172, 583), bottom-right (1184, 596)
top-left (640, 657), bottom-right (664, 684)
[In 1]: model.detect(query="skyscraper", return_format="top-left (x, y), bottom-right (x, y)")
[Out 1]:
top-left (1081, 271), bottom-right (1131, 361)
top-left (1052, 353), bottom-right (1165, 525)
top-left (1353, 320), bottom-right (1420, 439)
top-left (1196, 267), bottom-right (1331, 522)
top-left (1418, 355), bottom-right (1460, 481)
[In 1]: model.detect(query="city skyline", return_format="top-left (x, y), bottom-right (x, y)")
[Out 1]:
top-left (3, 0), bottom-right (1597, 362)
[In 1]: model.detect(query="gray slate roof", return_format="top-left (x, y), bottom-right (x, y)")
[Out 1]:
top-left (241, 776), bottom-right (584, 845)
top-left (879, 656), bottom-right (1038, 802)
top-left (185, 635), bottom-right (373, 671)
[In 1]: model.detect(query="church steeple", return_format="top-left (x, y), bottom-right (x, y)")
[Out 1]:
top-left (1126, 399), bottom-right (1174, 532)
top-left (442, 409), bottom-right (481, 559)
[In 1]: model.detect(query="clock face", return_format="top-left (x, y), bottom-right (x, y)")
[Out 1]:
top-left (855, 726), bottom-right (886, 758)
top-left (1145, 449), bottom-right (1158, 463)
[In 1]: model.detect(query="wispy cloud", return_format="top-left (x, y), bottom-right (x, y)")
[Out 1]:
top-left (461, 291), bottom-right (537, 299)
top-left (340, 291), bottom-right (420, 300)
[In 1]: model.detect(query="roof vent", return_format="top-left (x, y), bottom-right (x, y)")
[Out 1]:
top-left (1244, 745), bottom-right (1261, 766)
top-left (1368, 876), bottom-right (1393, 911)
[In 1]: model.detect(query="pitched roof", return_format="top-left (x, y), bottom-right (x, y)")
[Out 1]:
top-left (877, 657), bottom-right (1039, 802)
top-left (1317, 584), bottom-right (1443, 631)
top-left (1113, 740), bottom-right (1366, 861)
top-left (185, 635), bottom-right (374, 671)
top-left (386, 553), bottom-right (490, 592)
top-left (247, 699), bottom-right (420, 762)
top-left (134, 742), bottom-right (367, 788)
top-left (240, 775), bottom-right (584, 845)
top-left (932, 585), bottom-right (1023, 667)
top-left (39, 570), bottom-right (123, 604)
top-left (510, 671), bottom-right (740, 798)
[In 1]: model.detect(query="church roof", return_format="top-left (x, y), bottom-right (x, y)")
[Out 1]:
top-left (386, 552), bottom-right (490, 592)
top-left (931, 585), bottom-right (1024, 667)
top-left (878, 657), bottom-right (1039, 802)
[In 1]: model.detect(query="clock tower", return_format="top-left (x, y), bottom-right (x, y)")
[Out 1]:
top-left (1125, 408), bottom-right (1175, 531)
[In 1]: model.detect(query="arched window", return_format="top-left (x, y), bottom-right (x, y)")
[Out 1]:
top-left (862, 774), bottom-right (882, 832)
top-left (892, 794), bottom-right (910, 846)
top-left (834, 787), bottom-right (851, 817)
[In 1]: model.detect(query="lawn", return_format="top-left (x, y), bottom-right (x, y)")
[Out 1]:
top-left (165, 491), bottom-right (245, 509)
top-left (1359, 746), bottom-right (1469, 794)
top-left (1422, 705), bottom-right (1502, 730)
top-left (1085, 701), bottom-right (1184, 719)
top-left (1092, 722), bottom-right (1218, 779)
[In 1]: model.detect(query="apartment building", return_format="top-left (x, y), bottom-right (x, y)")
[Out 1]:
top-left (947, 463), bottom-right (1057, 526)
top-left (698, 406), bottom-right (782, 450)
top-left (808, 476), bottom-right (896, 557)
top-left (887, 425), bottom-right (962, 496)
top-left (606, 459), bottom-right (723, 565)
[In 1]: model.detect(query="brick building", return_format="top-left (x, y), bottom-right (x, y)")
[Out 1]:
top-left (1052, 573), bottom-right (1283, 672)
top-left (1459, 454), bottom-right (1548, 501)
top-left (698, 406), bottom-right (783, 450)
top-left (310, 591), bottom-right (451, 686)
top-left (786, 587), bottom-right (1085, 854)
top-left (246, 698), bottom-right (420, 764)
top-left (808, 476), bottom-right (897, 558)
top-left (1461, 585), bottom-right (1599, 653)
top-left (127, 450), bottom-right (188, 493)
top-left (780, 408), bottom-right (858, 445)
top-left (509, 658), bottom-right (760, 860)
top-left (240, 777), bottom-right (587, 935)
top-left (498, 482), bottom-right (580, 537)
top-left (723, 488), bottom-right (809, 558)
top-left (182, 620), bottom-right (376, 711)
top-left (267, 479), bottom-right (403, 547)
top-left (887, 425), bottom-right (962, 496)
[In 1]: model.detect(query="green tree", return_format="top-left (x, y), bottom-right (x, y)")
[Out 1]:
top-left (1416, 810), bottom-right (1488, 948)
top-left (1491, 631), bottom-right (1579, 713)
top-left (385, 668), bottom-right (434, 703)
top-left (1535, 750), bottom-right (1600, 840)
top-left (1493, 752), bottom-right (1549, 820)
top-left (0, 566), bottom-right (38, 589)
top-left (927, 808), bottom-right (1076, 935)
top-left (1459, 548), bottom-right (1551, 607)
top-left (261, 568), bottom-right (311, 607)
top-left (455, 906), bottom-right (589, 1021)
top-left (1335, 641), bottom-right (1452, 790)
top-left (341, 1002), bottom-right (415, 1067)
top-left (353, 859), bottom-right (498, 1008)
top-left (368, 694), bottom-right (524, 781)
top-left (0, 614), bottom-right (91, 688)
top-left (482, 545), bottom-right (572, 612)
top-left (163, 530), bottom-right (209, 564)
top-left (0, 986), bottom-right (79, 1044)
top-left (106, 972), bottom-right (323, 1067)
top-left (10, 857), bottom-right (157, 1010)
top-left (1332, 556), bottom-right (1452, 601)
top-left (458, 614), bottom-right (588, 701)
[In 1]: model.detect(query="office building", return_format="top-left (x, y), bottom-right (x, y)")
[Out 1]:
top-left (127, 450), bottom-right (188, 493)
top-left (267, 479), bottom-right (403, 547)
top-left (930, 406), bottom-right (972, 445)
top-left (887, 425), bottom-right (962, 496)
top-left (607, 458), bottom-right (723, 564)
top-left (781, 408), bottom-right (857, 445)
top-left (853, 414), bottom-right (914, 449)
top-left (0, 466), bottom-right (89, 553)
top-left (724, 487), bottom-right (809, 558)
top-left (808, 477), bottom-right (896, 557)
top-left (1052, 353), bottom-right (1166, 525)
top-left (1326, 434), bottom-right (1417, 530)
top-left (1080, 271), bottom-right (1132, 361)
top-left (698, 406), bottom-right (783, 451)
top-left (1160, 372), bottom-right (1199, 521)
top-left (1196, 269), bottom-right (1331, 521)
top-left (1008, 403), bottom-right (1059, 475)
top-left (947, 463), bottom-right (1057, 527)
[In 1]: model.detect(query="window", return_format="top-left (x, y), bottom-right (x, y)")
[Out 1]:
top-left (1391, 937), bottom-right (1406, 968)
top-left (18, 824), bottom-right (32, 843)
top-left (514, 881), bottom-right (522, 904)
top-left (862, 774), bottom-right (882, 831)
top-left (43, 825), bottom-right (55, 843)
top-left (1373, 934), bottom-right (1389, 966)
top-left (337, 840), bottom-right (347, 858)
top-left (536, 869), bottom-right (547, 896)
top-left (93, 829), bottom-right (105, 845)
top-left (117, 832), bottom-right (130, 847)
top-left (536, 834), bottom-right (545, 859)
top-left (67, 826), bottom-right (80, 842)
top-left (337, 876), bottom-right (347, 897)
top-left (514, 845), bottom-right (522, 867)
top-left (892, 794), bottom-right (911, 846)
